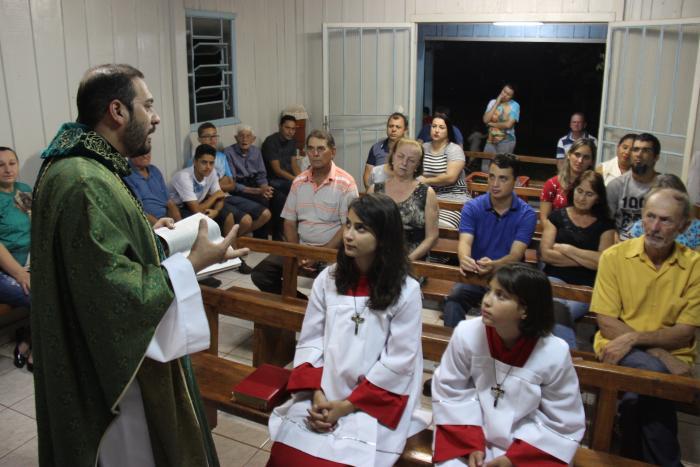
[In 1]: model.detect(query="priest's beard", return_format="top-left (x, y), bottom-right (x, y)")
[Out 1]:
top-left (124, 118), bottom-right (153, 158)
top-left (631, 163), bottom-right (649, 175)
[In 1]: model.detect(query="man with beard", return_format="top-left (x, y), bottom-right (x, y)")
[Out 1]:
top-left (591, 186), bottom-right (699, 465)
top-left (606, 133), bottom-right (660, 241)
top-left (31, 64), bottom-right (247, 467)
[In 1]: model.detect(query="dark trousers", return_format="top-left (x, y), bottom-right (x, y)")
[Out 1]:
top-left (442, 283), bottom-right (487, 328)
top-left (269, 179), bottom-right (292, 240)
top-left (618, 348), bottom-right (682, 467)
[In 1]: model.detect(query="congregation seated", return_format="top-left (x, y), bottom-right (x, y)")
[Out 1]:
top-left (607, 132), bottom-right (660, 241)
top-left (555, 112), bottom-right (598, 168)
top-left (433, 264), bottom-right (585, 466)
top-left (123, 150), bottom-right (181, 225)
top-left (591, 184), bottom-right (700, 465)
top-left (540, 170), bottom-right (615, 348)
top-left (368, 138), bottom-right (439, 260)
top-left (222, 125), bottom-right (274, 239)
top-left (418, 113), bottom-right (470, 230)
top-left (416, 105), bottom-right (464, 147)
top-left (251, 129), bottom-right (358, 294)
top-left (539, 138), bottom-right (596, 225)
top-left (0, 146), bottom-right (32, 370)
top-left (261, 115), bottom-right (301, 196)
top-left (443, 154), bottom-right (536, 327)
top-left (266, 194), bottom-right (425, 467)
top-left (628, 174), bottom-right (700, 250)
top-left (169, 144), bottom-right (238, 235)
top-left (362, 112), bottom-right (407, 190)
top-left (597, 133), bottom-right (635, 186)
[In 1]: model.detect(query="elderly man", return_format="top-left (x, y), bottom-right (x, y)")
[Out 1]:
top-left (607, 133), bottom-right (660, 241)
top-left (252, 129), bottom-right (358, 294)
top-left (123, 151), bottom-right (181, 225)
top-left (223, 125), bottom-right (280, 240)
top-left (555, 112), bottom-right (597, 160)
top-left (31, 64), bottom-right (246, 466)
top-left (362, 112), bottom-right (408, 190)
top-left (591, 186), bottom-right (700, 466)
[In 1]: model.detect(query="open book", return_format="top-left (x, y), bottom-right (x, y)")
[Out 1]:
top-left (155, 213), bottom-right (241, 279)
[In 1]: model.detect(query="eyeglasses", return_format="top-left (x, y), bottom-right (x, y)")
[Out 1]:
top-left (306, 146), bottom-right (328, 155)
top-left (200, 134), bottom-right (219, 140)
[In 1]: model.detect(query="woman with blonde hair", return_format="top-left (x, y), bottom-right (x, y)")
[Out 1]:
top-left (539, 138), bottom-right (596, 225)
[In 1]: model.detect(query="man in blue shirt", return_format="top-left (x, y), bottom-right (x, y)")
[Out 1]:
top-left (361, 112), bottom-right (407, 190)
top-left (223, 125), bottom-right (274, 239)
top-left (124, 151), bottom-right (181, 225)
top-left (443, 153), bottom-right (537, 327)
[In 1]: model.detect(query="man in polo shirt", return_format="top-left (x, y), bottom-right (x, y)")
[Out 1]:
top-left (555, 112), bottom-right (598, 167)
top-left (591, 187), bottom-right (699, 466)
top-left (362, 112), bottom-right (407, 190)
top-left (169, 144), bottom-right (238, 235)
top-left (261, 114), bottom-right (301, 198)
top-left (124, 151), bottom-right (181, 225)
top-left (442, 153), bottom-right (537, 327)
top-left (252, 129), bottom-right (358, 294)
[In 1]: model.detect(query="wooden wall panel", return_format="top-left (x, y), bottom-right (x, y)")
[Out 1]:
top-left (155, 0), bottom-right (179, 176)
top-left (112, 0), bottom-right (139, 64)
top-left (0, 0), bottom-right (45, 177)
top-left (61, 0), bottom-right (89, 121)
top-left (30, 0), bottom-right (71, 146)
top-left (85, 0), bottom-right (114, 64)
top-left (0, 51), bottom-right (15, 152)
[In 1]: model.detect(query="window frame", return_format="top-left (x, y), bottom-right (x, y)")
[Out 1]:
top-left (185, 9), bottom-right (239, 131)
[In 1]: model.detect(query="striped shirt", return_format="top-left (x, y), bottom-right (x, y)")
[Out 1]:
top-left (556, 131), bottom-right (598, 159)
top-left (422, 142), bottom-right (468, 201)
top-left (282, 162), bottom-right (359, 246)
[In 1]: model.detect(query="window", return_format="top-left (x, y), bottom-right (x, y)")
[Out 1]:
top-left (186, 10), bottom-right (238, 127)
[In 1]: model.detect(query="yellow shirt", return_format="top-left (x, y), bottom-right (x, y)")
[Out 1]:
top-left (591, 236), bottom-right (700, 365)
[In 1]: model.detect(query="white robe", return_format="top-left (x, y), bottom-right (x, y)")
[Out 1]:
top-left (269, 266), bottom-right (428, 467)
top-left (432, 318), bottom-right (585, 466)
top-left (99, 253), bottom-right (211, 467)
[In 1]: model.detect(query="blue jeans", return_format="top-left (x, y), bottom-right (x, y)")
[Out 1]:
top-left (0, 270), bottom-right (30, 308)
top-left (549, 276), bottom-right (590, 349)
top-left (617, 348), bottom-right (682, 466)
top-left (443, 283), bottom-right (486, 328)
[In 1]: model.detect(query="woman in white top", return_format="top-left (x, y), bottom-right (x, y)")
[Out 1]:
top-left (418, 114), bottom-right (470, 229)
top-left (597, 133), bottom-right (635, 186)
top-left (267, 193), bottom-right (426, 467)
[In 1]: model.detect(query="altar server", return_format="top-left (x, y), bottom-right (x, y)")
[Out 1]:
top-left (267, 193), bottom-right (427, 466)
top-left (432, 264), bottom-right (585, 466)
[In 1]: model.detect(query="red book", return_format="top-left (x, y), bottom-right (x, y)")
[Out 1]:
top-left (232, 364), bottom-right (292, 411)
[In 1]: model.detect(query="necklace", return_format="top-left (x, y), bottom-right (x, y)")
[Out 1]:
top-left (491, 361), bottom-right (513, 408)
top-left (351, 295), bottom-right (366, 336)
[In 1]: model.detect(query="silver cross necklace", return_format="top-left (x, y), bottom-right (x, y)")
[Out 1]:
top-left (491, 361), bottom-right (513, 408)
top-left (351, 295), bottom-right (366, 335)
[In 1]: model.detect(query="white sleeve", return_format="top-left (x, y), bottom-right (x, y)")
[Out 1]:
top-left (293, 267), bottom-right (329, 368)
top-left (365, 279), bottom-right (423, 395)
top-left (145, 253), bottom-right (210, 362)
top-left (172, 172), bottom-right (197, 203)
top-left (512, 342), bottom-right (586, 463)
top-left (432, 321), bottom-right (483, 427)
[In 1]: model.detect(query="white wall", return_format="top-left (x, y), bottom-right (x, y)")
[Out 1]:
top-left (0, 0), bottom-right (698, 185)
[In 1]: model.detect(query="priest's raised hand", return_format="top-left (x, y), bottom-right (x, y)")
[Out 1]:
top-left (188, 219), bottom-right (250, 273)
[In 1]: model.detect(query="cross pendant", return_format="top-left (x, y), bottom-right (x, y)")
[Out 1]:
top-left (351, 312), bottom-right (365, 335)
top-left (491, 384), bottom-right (505, 408)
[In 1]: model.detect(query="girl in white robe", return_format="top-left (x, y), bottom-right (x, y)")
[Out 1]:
top-left (267, 193), bottom-right (427, 467)
top-left (432, 263), bottom-right (585, 467)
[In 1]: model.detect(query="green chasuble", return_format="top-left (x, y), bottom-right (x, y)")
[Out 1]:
top-left (31, 123), bottom-right (219, 467)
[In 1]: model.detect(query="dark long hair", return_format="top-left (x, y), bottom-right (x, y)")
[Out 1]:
top-left (566, 170), bottom-right (610, 221)
top-left (492, 264), bottom-right (554, 338)
top-left (335, 194), bottom-right (409, 311)
top-left (431, 113), bottom-right (456, 144)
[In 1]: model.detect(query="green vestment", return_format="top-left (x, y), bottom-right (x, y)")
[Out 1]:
top-left (31, 123), bottom-right (219, 467)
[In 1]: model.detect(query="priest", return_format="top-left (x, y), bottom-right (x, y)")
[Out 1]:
top-left (30, 64), bottom-right (247, 467)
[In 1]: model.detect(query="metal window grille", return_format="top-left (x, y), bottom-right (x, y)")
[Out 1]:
top-left (186, 11), bottom-right (237, 126)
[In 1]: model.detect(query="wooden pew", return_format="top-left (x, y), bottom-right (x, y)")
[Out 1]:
top-left (193, 239), bottom-right (699, 463)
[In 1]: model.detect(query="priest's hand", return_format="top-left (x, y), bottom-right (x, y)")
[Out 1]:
top-left (484, 455), bottom-right (512, 467)
top-left (187, 219), bottom-right (249, 273)
top-left (468, 450), bottom-right (485, 467)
